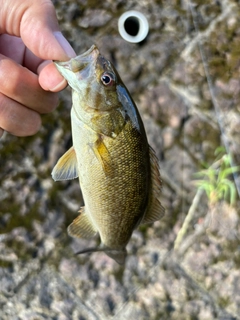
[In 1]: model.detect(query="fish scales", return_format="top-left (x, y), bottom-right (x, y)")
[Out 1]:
top-left (75, 120), bottom-right (149, 249)
top-left (52, 45), bottom-right (164, 264)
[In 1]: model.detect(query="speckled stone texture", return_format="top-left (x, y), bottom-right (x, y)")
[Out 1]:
top-left (0, 0), bottom-right (240, 319)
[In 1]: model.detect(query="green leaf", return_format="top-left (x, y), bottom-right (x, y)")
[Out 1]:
top-left (193, 146), bottom-right (239, 206)
top-left (214, 146), bottom-right (225, 157)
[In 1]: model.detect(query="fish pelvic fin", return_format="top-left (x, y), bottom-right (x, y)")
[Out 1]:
top-left (141, 146), bottom-right (165, 224)
top-left (67, 207), bottom-right (98, 239)
top-left (75, 246), bottom-right (127, 265)
top-left (52, 146), bottom-right (78, 181)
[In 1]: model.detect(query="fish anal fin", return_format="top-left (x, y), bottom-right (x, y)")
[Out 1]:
top-left (52, 146), bottom-right (78, 181)
top-left (141, 146), bottom-right (165, 224)
top-left (89, 138), bottom-right (112, 176)
top-left (67, 207), bottom-right (98, 239)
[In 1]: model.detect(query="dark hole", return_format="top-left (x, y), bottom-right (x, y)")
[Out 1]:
top-left (124, 17), bottom-right (140, 36)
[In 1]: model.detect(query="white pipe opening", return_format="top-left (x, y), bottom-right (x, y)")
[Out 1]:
top-left (118, 11), bottom-right (149, 43)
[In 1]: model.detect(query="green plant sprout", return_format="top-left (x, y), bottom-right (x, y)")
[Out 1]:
top-left (194, 147), bottom-right (240, 206)
top-left (174, 147), bottom-right (240, 251)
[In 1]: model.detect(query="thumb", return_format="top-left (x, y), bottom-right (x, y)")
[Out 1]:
top-left (0, 0), bottom-right (75, 61)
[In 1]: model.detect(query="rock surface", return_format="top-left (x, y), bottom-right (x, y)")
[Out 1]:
top-left (1, 0), bottom-right (240, 319)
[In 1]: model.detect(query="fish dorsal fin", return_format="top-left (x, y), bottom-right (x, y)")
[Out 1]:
top-left (141, 146), bottom-right (165, 224)
top-left (142, 198), bottom-right (165, 224)
top-left (67, 207), bottom-right (98, 239)
top-left (52, 146), bottom-right (78, 181)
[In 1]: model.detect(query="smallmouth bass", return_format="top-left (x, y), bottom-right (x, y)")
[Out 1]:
top-left (52, 45), bottom-right (164, 264)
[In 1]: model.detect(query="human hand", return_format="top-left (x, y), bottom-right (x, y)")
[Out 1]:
top-left (0, 0), bottom-right (76, 138)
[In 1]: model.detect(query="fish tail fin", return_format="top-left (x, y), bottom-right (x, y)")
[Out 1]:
top-left (75, 246), bottom-right (127, 265)
top-left (105, 248), bottom-right (127, 265)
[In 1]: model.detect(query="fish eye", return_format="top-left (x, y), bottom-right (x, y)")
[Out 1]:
top-left (101, 72), bottom-right (115, 86)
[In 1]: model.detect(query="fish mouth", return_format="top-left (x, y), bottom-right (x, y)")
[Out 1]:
top-left (54, 45), bottom-right (99, 81)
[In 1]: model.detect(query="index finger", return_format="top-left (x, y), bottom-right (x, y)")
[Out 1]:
top-left (1, 0), bottom-right (75, 61)
top-left (0, 54), bottom-right (58, 113)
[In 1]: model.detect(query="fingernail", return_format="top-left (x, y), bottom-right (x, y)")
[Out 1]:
top-left (50, 78), bottom-right (67, 92)
top-left (54, 32), bottom-right (76, 58)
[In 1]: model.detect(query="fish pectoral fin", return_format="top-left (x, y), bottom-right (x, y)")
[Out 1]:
top-left (89, 138), bottom-right (112, 176)
top-left (67, 207), bottom-right (98, 239)
top-left (51, 146), bottom-right (78, 181)
top-left (141, 146), bottom-right (165, 224)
